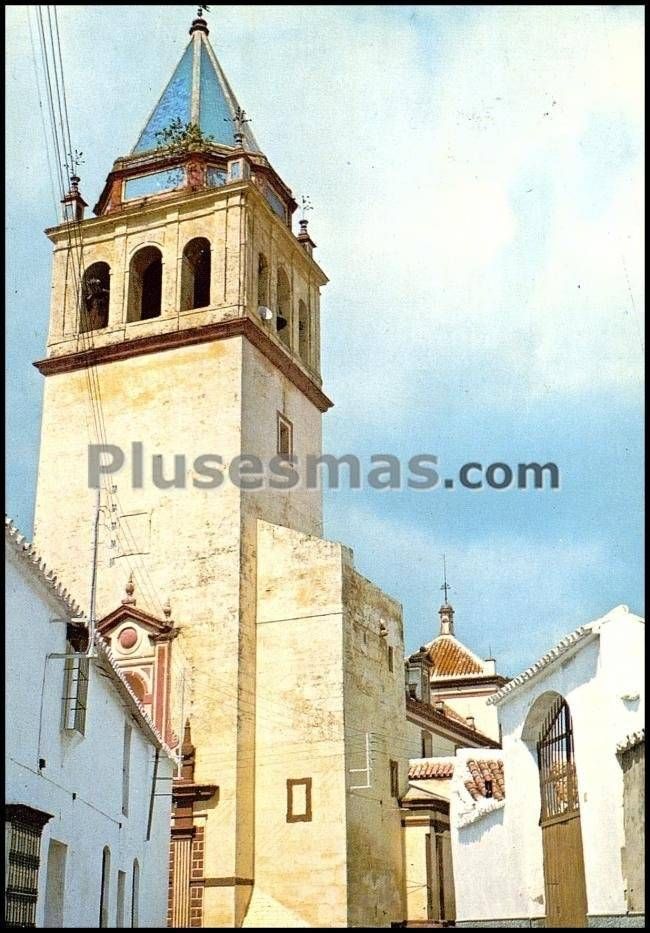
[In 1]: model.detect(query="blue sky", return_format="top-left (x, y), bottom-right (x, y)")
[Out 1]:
top-left (5, 5), bottom-right (644, 674)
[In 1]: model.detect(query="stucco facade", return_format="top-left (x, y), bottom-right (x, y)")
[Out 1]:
top-left (450, 605), bottom-right (645, 928)
top-left (244, 521), bottom-right (406, 927)
top-left (618, 733), bottom-right (645, 916)
top-left (5, 519), bottom-right (174, 928)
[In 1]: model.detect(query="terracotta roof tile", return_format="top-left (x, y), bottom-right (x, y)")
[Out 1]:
top-left (464, 759), bottom-right (505, 801)
top-left (6, 515), bottom-right (173, 759)
top-left (5, 516), bottom-right (83, 617)
top-left (428, 636), bottom-right (484, 676)
top-left (409, 761), bottom-right (454, 780)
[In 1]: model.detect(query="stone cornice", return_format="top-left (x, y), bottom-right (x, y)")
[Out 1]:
top-left (406, 696), bottom-right (499, 748)
top-left (432, 674), bottom-right (509, 690)
top-left (33, 316), bottom-right (334, 413)
top-left (98, 603), bottom-right (176, 638)
top-left (45, 181), bottom-right (328, 286)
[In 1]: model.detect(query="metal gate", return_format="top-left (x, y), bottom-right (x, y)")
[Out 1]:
top-left (536, 696), bottom-right (588, 928)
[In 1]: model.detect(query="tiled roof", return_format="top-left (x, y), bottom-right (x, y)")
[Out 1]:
top-left (488, 626), bottom-right (594, 704)
top-left (489, 605), bottom-right (643, 707)
top-left (464, 759), bottom-right (505, 801)
top-left (5, 516), bottom-right (83, 617)
top-left (409, 760), bottom-right (454, 780)
top-left (5, 515), bottom-right (172, 758)
top-left (428, 635), bottom-right (484, 676)
top-left (435, 701), bottom-right (470, 726)
top-left (406, 695), bottom-right (499, 747)
top-left (617, 729), bottom-right (645, 754)
top-left (132, 20), bottom-right (259, 154)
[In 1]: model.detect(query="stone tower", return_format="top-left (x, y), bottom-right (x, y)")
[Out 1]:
top-left (33, 11), bottom-right (407, 927)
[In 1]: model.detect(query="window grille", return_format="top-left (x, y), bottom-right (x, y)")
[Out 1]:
top-left (536, 696), bottom-right (580, 822)
top-left (4, 806), bottom-right (52, 927)
top-left (62, 649), bottom-right (89, 735)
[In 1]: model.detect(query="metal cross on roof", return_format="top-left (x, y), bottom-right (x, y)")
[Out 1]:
top-left (440, 554), bottom-right (452, 604)
top-left (197, 5), bottom-right (211, 18)
top-left (300, 195), bottom-right (313, 220)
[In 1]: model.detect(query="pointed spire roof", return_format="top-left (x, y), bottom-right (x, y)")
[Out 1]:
top-left (132, 15), bottom-right (259, 155)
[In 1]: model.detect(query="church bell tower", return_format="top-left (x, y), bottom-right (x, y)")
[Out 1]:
top-left (33, 9), bottom-right (331, 925)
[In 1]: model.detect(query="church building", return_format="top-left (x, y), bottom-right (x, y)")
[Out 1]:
top-left (32, 9), bottom-right (409, 928)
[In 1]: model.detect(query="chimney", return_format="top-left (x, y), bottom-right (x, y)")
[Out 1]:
top-left (439, 602), bottom-right (455, 636)
top-left (484, 658), bottom-right (497, 675)
top-left (466, 715), bottom-right (476, 729)
top-left (61, 175), bottom-right (87, 223)
top-left (297, 218), bottom-right (316, 256)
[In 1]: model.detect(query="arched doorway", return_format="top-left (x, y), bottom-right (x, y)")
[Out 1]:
top-left (535, 695), bottom-right (588, 927)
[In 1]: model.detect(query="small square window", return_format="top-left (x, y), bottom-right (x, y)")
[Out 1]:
top-left (277, 413), bottom-right (293, 459)
top-left (286, 778), bottom-right (312, 822)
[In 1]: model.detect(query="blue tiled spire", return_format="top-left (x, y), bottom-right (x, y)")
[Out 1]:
top-left (132, 17), bottom-right (258, 154)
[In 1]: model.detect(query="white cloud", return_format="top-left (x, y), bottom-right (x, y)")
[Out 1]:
top-left (302, 6), bottom-right (645, 418)
top-left (327, 498), bottom-right (618, 672)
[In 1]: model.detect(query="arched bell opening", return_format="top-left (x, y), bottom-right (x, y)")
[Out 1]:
top-left (80, 262), bottom-right (110, 332)
top-left (276, 266), bottom-right (291, 348)
top-left (127, 246), bottom-right (163, 322)
top-left (298, 298), bottom-right (310, 364)
top-left (180, 237), bottom-right (211, 311)
top-left (257, 253), bottom-right (269, 309)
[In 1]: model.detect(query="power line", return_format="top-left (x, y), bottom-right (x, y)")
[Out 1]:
top-left (32, 6), bottom-right (170, 625)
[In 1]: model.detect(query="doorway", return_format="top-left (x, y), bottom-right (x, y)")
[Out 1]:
top-left (44, 839), bottom-right (67, 927)
top-left (536, 696), bottom-right (588, 927)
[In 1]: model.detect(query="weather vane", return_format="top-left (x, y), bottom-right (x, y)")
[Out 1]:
top-left (197, 5), bottom-right (211, 18)
top-left (300, 195), bottom-right (313, 221)
top-left (441, 554), bottom-right (451, 604)
top-left (66, 148), bottom-right (84, 179)
top-left (225, 106), bottom-right (251, 147)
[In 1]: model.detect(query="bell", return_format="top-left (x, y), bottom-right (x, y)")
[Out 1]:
top-left (276, 313), bottom-right (288, 332)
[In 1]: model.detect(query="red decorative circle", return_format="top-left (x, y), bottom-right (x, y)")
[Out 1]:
top-left (119, 626), bottom-right (138, 650)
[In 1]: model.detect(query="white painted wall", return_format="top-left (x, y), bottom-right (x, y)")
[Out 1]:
top-left (450, 606), bottom-right (645, 924)
top-left (5, 543), bottom-right (174, 928)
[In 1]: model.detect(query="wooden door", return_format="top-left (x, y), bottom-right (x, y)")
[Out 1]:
top-left (537, 697), bottom-right (588, 928)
